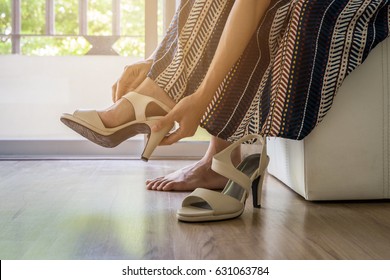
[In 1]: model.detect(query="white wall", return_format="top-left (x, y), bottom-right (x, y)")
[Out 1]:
top-left (0, 55), bottom-right (134, 140)
top-left (0, 55), bottom-right (208, 159)
top-left (0, 2), bottom-right (209, 159)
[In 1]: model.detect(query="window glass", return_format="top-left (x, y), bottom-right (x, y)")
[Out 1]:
top-left (117, 0), bottom-right (145, 57)
top-left (88, 0), bottom-right (112, 35)
top-left (0, 0), bottom-right (11, 54)
top-left (55, 0), bottom-right (79, 35)
top-left (0, 0), bottom-right (11, 34)
top-left (121, 0), bottom-right (144, 36)
top-left (21, 0), bottom-right (45, 34)
top-left (113, 37), bottom-right (144, 57)
top-left (21, 36), bottom-right (90, 55)
top-left (1, 0), bottom-right (167, 56)
top-left (0, 36), bottom-right (11, 53)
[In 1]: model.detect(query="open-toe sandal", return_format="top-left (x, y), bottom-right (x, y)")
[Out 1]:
top-left (177, 134), bottom-right (269, 222)
top-left (60, 91), bottom-right (173, 161)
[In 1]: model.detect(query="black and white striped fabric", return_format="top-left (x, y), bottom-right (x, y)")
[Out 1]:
top-left (148, 0), bottom-right (390, 141)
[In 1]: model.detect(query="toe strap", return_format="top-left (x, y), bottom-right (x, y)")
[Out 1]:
top-left (181, 188), bottom-right (244, 216)
top-left (73, 110), bottom-right (106, 130)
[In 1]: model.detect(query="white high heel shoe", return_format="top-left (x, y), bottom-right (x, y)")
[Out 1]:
top-left (60, 91), bottom-right (174, 161)
top-left (177, 134), bottom-right (269, 222)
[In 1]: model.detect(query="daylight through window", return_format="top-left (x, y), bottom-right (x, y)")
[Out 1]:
top-left (0, 0), bottom-right (173, 57)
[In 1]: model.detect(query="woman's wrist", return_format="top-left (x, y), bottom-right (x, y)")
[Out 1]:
top-left (195, 78), bottom-right (219, 105)
top-left (191, 89), bottom-right (213, 116)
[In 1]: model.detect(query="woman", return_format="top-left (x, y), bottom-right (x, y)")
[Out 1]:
top-left (62, 0), bottom-right (389, 220)
top-left (62, 0), bottom-right (271, 193)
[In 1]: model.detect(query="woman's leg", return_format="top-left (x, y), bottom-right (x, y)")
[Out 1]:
top-left (146, 135), bottom-right (241, 191)
top-left (96, 75), bottom-right (241, 192)
top-left (97, 0), bottom-right (245, 192)
top-left (97, 77), bottom-right (176, 128)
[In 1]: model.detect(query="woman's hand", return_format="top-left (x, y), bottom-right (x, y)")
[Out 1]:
top-left (112, 60), bottom-right (153, 102)
top-left (150, 0), bottom-right (271, 145)
top-left (152, 93), bottom-right (208, 145)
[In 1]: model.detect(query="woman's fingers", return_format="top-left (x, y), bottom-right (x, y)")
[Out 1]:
top-left (111, 61), bottom-right (152, 102)
top-left (152, 114), bottom-right (198, 146)
top-left (151, 114), bottom-right (176, 145)
top-left (151, 116), bottom-right (175, 145)
top-left (151, 95), bottom-right (206, 145)
top-left (159, 129), bottom-right (183, 146)
top-left (113, 71), bottom-right (143, 102)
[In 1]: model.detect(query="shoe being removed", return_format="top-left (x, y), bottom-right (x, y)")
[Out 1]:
top-left (177, 134), bottom-right (269, 222)
top-left (60, 91), bottom-right (174, 161)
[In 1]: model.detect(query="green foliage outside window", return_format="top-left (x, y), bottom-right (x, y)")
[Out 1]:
top-left (55, 0), bottom-right (79, 35)
top-left (0, 0), bottom-right (11, 53)
top-left (21, 0), bottom-right (45, 34)
top-left (0, 0), bottom-right (155, 57)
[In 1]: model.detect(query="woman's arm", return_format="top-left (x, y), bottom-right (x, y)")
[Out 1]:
top-left (154, 0), bottom-right (271, 145)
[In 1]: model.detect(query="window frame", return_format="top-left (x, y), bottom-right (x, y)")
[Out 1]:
top-left (0, 0), bottom-right (209, 160)
top-left (5, 0), bottom-right (176, 57)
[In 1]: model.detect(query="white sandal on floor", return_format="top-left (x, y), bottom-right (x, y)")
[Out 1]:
top-left (177, 134), bottom-right (269, 222)
top-left (60, 91), bottom-right (173, 161)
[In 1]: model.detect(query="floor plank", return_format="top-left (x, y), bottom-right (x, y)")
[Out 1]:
top-left (0, 160), bottom-right (389, 260)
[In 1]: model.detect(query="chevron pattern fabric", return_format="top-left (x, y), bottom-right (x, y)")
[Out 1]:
top-left (148, 0), bottom-right (390, 141)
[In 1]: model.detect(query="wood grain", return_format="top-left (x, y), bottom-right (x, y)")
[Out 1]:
top-left (0, 160), bottom-right (389, 259)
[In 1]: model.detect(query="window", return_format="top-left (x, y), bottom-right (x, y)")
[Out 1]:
top-left (0, 0), bottom-right (176, 57)
top-left (0, 0), bottom-right (209, 159)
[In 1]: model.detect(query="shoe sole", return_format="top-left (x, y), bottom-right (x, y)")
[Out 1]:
top-left (60, 117), bottom-right (150, 148)
top-left (176, 209), bottom-right (244, 223)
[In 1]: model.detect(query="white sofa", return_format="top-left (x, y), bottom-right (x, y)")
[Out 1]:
top-left (267, 40), bottom-right (390, 201)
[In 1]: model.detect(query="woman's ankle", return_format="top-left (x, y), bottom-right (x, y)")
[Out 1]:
top-left (98, 99), bottom-right (135, 128)
top-left (205, 136), bottom-right (242, 165)
top-left (135, 78), bottom-right (176, 109)
top-left (98, 78), bottom-right (175, 128)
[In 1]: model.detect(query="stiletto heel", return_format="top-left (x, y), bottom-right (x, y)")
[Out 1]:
top-left (141, 121), bottom-right (174, 161)
top-left (251, 173), bottom-right (265, 208)
top-left (251, 176), bottom-right (260, 208)
top-left (60, 91), bottom-right (172, 160)
top-left (252, 138), bottom-right (267, 208)
top-left (177, 134), bottom-right (269, 222)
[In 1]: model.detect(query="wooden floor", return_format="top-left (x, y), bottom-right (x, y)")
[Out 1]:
top-left (0, 159), bottom-right (390, 260)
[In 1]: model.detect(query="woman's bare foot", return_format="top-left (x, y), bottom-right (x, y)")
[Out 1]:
top-left (98, 77), bottom-right (175, 128)
top-left (146, 136), bottom-right (242, 191)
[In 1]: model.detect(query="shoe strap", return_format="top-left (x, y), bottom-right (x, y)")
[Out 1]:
top-left (73, 110), bottom-right (106, 129)
top-left (211, 134), bottom-right (267, 193)
top-left (182, 188), bottom-right (244, 215)
top-left (122, 91), bottom-right (171, 121)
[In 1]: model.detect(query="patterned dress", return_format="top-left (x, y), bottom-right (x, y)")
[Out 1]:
top-left (148, 0), bottom-right (390, 141)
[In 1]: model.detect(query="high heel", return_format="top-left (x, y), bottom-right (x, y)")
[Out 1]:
top-left (251, 171), bottom-right (265, 208)
top-left (141, 120), bottom-right (173, 161)
top-left (60, 91), bottom-right (174, 161)
top-left (177, 134), bottom-right (269, 222)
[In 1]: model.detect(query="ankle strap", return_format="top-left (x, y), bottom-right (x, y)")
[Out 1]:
top-left (211, 134), bottom-right (267, 192)
top-left (122, 91), bottom-right (171, 121)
